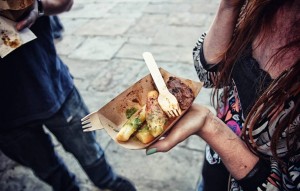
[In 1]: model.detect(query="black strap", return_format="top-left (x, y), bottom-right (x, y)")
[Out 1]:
top-left (236, 159), bottom-right (271, 191)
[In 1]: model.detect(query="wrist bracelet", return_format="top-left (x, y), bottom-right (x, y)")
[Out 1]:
top-left (37, 0), bottom-right (44, 17)
top-left (237, 158), bottom-right (270, 190)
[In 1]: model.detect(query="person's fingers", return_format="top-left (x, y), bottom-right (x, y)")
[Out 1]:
top-left (16, 9), bottom-right (38, 31)
top-left (16, 19), bottom-right (26, 31)
top-left (146, 116), bottom-right (198, 155)
top-left (145, 104), bottom-right (212, 155)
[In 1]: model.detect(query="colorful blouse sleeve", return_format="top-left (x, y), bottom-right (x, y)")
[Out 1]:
top-left (233, 110), bottom-right (300, 191)
top-left (233, 153), bottom-right (300, 191)
top-left (193, 32), bottom-right (219, 88)
top-left (245, 100), bottom-right (300, 191)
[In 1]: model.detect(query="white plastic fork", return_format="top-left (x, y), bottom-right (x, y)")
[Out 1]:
top-left (81, 111), bottom-right (104, 132)
top-left (143, 52), bottom-right (181, 118)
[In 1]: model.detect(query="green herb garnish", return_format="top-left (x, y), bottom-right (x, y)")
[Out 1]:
top-left (131, 118), bottom-right (142, 129)
top-left (125, 107), bottom-right (138, 119)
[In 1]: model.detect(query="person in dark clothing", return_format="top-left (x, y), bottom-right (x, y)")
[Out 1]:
top-left (0, 1), bottom-right (136, 191)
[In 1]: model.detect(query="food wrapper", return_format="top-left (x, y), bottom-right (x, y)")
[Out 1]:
top-left (0, 0), bottom-right (34, 21)
top-left (0, 16), bottom-right (36, 58)
top-left (85, 68), bottom-right (203, 149)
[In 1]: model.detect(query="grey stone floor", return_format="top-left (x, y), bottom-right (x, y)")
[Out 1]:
top-left (0, 0), bottom-right (219, 190)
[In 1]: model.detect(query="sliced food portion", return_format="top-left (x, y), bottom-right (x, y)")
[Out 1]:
top-left (166, 76), bottom-right (195, 110)
top-left (135, 124), bottom-right (155, 144)
top-left (116, 105), bottom-right (146, 142)
top-left (146, 90), bottom-right (168, 137)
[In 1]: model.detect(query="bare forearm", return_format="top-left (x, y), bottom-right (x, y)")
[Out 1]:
top-left (42, 0), bottom-right (73, 15)
top-left (146, 103), bottom-right (259, 179)
top-left (199, 112), bottom-right (259, 180)
top-left (203, 1), bottom-right (243, 64)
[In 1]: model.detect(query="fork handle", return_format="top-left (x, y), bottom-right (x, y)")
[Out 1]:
top-left (143, 52), bottom-right (168, 93)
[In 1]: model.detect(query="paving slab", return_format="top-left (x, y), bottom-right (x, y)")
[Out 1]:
top-left (167, 13), bottom-right (209, 27)
top-left (152, 25), bottom-right (204, 47)
top-left (76, 18), bottom-right (136, 36)
top-left (108, 2), bottom-right (148, 14)
top-left (59, 18), bottom-right (91, 35)
top-left (55, 35), bottom-right (86, 56)
top-left (68, 37), bottom-right (126, 60)
top-left (116, 43), bottom-right (193, 63)
top-left (143, 3), bottom-right (191, 14)
top-left (105, 143), bottom-right (204, 191)
top-left (60, 3), bottom-right (115, 19)
top-left (126, 14), bottom-right (169, 38)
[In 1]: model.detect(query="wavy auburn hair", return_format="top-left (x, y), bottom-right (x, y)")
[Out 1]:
top-left (213, 0), bottom-right (300, 164)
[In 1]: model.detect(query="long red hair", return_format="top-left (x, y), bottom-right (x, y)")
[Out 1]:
top-left (213, 0), bottom-right (300, 163)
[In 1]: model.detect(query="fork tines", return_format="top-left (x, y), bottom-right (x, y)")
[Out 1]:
top-left (81, 117), bottom-right (92, 131)
top-left (81, 112), bottom-right (103, 132)
top-left (167, 108), bottom-right (181, 118)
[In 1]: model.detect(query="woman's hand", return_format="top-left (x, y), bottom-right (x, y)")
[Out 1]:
top-left (203, 0), bottom-right (246, 64)
top-left (146, 104), bottom-right (211, 154)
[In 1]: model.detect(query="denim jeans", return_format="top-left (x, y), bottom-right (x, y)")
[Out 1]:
top-left (50, 15), bottom-right (64, 39)
top-left (0, 87), bottom-right (115, 191)
top-left (197, 180), bottom-right (204, 191)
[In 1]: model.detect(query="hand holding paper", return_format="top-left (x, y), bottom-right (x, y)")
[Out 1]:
top-left (0, 16), bottom-right (36, 58)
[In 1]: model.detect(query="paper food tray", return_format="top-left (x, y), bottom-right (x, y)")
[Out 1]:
top-left (86, 68), bottom-right (203, 149)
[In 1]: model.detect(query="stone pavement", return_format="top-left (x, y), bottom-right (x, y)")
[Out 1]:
top-left (0, 0), bottom-right (219, 190)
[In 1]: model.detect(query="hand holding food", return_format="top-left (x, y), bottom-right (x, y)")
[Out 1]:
top-left (116, 76), bottom-right (196, 145)
top-left (15, 0), bottom-right (39, 31)
top-left (81, 68), bottom-right (202, 149)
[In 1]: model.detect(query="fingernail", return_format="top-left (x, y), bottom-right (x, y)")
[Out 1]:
top-left (146, 148), bottom-right (157, 155)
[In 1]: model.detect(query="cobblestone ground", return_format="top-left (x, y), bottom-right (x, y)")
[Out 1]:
top-left (0, 0), bottom-right (219, 190)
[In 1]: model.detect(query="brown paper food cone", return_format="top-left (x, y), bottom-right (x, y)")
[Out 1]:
top-left (0, 0), bottom-right (34, 21)
top-left (85, 68), bottom-right (203, 149)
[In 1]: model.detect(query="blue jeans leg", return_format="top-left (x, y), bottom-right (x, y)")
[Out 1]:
top-left (50, 15), bottom-right (64, 39)
top-left (197, 180), bottom-right (204, 191)
top-left (0, 124), bottom-right (80, 191)
top-left (44, 87), bottom-right (116, 189)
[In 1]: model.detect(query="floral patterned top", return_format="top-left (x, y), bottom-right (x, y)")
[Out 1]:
top-left (193, 33), bottom-right (300, 191)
